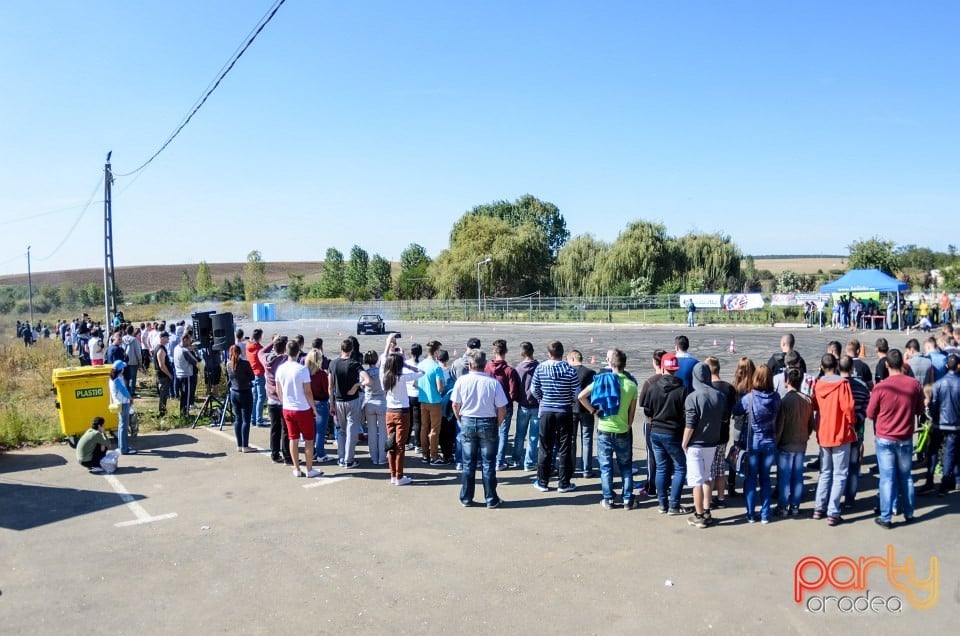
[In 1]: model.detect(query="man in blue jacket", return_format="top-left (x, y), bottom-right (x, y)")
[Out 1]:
top-left (930, 354), bottom-right (960, 496)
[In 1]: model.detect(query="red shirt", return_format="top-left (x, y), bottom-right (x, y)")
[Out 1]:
top-left (246, 341), bottom-right (265, 376)
top-left (866, 373), bottom-right (924, 441)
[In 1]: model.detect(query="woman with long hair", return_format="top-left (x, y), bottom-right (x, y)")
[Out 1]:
top-left (726, 357), bottom-right (756, 497)
top-left (361, 350), bottom-right (387, 465)
top-left (382, 335), bottom-right (423, 485)
top-left (108, 361), bottom-right (134, 454)
top-left (305, 339), bottom-right (332, 463)
top-left (226, 344), bottom-right (256, 452)
top-left (738, 364), bottom-right (781, 523)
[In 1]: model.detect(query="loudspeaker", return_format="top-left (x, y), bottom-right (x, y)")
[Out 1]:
top-left (191, 311), bottom-right (215, 350)
top-left (211, 312), bottom-right (234, 351)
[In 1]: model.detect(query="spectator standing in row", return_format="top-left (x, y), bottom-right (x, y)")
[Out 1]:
top-left (275, 340), bottom-right (321, 478)
top-left (811, 354), bottom-right (857, 526)
top-left (775, 369), bottom-right (814, 516)
top-left (226, 344), bottom-right (255, 453)
top-left (417, 340), bottom-right (447, 465)
top-left (513, 342), bottom-right (540, 471)
top-left (485, 339), bottom-right (521, 471)
top-left (382, 334), bottom-right (423, 486)
top-left (567, 349), bottom-right (596, 478)
top-left (580, 348), bottom-right (637, 510)
top-left (682, 362), bottom-right (724, 527)
top-left (643, 352), bottom-right (689, 515)
top-left (868, 349), bottom-right (924, 528)
top-left (329, 338), bottom-right (368, 468)
top-left (531, 341), bottom-right (580, 494)
top-left (929, 354), bottom-right (960, 496)
top-left (247, 329), bottom-right (267, 427)
top-left (452, 350), bottom-right (507, 508)
top-left (737, 365), bottom-right (780, 523)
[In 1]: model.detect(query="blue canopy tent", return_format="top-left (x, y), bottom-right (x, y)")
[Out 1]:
top-left (820, 269), bottom-right (907, 330)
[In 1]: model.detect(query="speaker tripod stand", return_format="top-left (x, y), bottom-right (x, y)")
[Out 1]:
top-left (192, 388), bottom-right (232, 430)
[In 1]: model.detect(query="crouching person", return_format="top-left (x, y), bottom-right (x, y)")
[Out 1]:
top-left (77, 417), bottom-right (110, 473)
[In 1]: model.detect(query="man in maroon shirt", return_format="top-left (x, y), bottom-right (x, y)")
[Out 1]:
top-left (866, 349), bottom-right (925, 528)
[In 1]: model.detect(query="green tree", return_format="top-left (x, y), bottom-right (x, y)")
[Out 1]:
top-left (396, 243), bottom-right (433, 299)
top-left (287, 273), bottom-right (308, 302)
top-left (552, 234), bottom-right (609, 296)
top-left (367, 254), bottom-right (393, 299)
top-left (318, 248), bottom-right (345, 298)
top-left (195, 261), bottom-right (217, 299)
top-left (244, 250), bottom-right (267, 301)
top-left (674, 232), bottom-right (742, 292)
top-left (178, 270), bottom-right (195, 303)
top-left (848, 237), bottom-right (898, 276)
top-left (431, 216), bottom-right (551, 299)
top-left (464, 194), bottom-right (569, 258)
top-left (58, 282), bottom-right (78, 310)
top-left (344, 245), bottom-right (370, 299)
top-left (592, 220), bottom-right (671, 295)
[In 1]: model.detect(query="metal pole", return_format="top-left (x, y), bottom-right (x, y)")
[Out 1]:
top-left (476, 258), bottom-right (490, 316)
top-left (26, 245), bottom-right (33, 325)
top-left (103, 152), bottom-right (118, 326)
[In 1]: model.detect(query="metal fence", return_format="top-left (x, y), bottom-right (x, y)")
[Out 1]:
top-left (260, 295), bottom-right (784, 324)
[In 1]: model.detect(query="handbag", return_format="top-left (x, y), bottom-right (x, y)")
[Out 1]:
top-left (725, 444), bottom-right (747, 476)
top-left (384, 432), bottom-right (397, 452)
top-left (108, 402), bottom-right (121, 414)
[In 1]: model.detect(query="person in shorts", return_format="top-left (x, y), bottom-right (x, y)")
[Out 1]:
top-left (275, 340), bottom-right (322, 478)
top-left (682, 363), bottom-right (724, 527)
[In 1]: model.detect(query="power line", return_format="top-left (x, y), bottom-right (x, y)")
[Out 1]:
top-left (34, 176), bottom-right (104, 262)
top-left (115, 0), bottom-right (288, 178)
top-left (0, 200), bottom-right (105, 226)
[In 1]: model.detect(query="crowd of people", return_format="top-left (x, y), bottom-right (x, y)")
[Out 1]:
top-left (829, 292), bottom-right (960, 331)
top-left (58, 314), bottom-right (960, 525)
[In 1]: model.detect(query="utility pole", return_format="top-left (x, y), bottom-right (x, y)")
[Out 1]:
top-left (103, 152), bottom-right (118, 326)
top-left (26, 245), bottom-right (33, 325)
top-left (477, 257), bottom-right (491, 314)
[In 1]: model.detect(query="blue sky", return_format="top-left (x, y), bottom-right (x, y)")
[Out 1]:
top-left (1, 0), bottom-right (957, 276)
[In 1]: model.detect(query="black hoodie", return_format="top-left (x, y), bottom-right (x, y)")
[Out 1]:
top-left (642, 373), bottom-right (689, 437)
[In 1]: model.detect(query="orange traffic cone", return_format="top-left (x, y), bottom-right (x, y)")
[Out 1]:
top-left (729, 339), bottom-right (736, 353)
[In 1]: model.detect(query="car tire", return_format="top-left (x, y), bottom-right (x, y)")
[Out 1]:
top-left (357, 329), bottom-right (361, 336)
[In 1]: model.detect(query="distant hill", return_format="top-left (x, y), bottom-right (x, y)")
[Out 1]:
top-left (748, 256), bottom-right (847, 275)
top-left (0, 262), bottom-right (326, 294)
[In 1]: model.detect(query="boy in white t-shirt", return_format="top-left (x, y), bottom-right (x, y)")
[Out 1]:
top-left (275, 340), bottom-right (322, 478)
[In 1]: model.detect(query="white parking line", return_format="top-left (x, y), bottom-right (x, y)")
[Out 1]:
top-left (303, 476), bottom-right (352, 489)
top-left (203, 426), bottom-right (352, 488)
top-left (103, 474), bottom-right (178, 527)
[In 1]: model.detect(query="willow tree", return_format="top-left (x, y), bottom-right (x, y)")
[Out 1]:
top-left (592, 220), bottom-right (672, 295)
top-left (674, 232), bottom-right (742, 292)
top-left (552, 234), bottom-right (609, 296)
top-left (431, 215), bottom-right (550, 299)
top-left (463, 194), bottom-right (569, 258)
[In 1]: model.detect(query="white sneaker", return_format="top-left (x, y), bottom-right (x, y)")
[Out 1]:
top-left (292, 469), bottom-right (304, 478)
top-left (395, 476), bottom-right (412, 486)
top-left (89, 467), bottom-right (105, 474)
top-left (305, 469), bottom-right (323, 478)
top-left (390, 477), bottom-right (398, 485)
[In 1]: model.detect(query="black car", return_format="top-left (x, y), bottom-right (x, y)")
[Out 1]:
top-left (356, 314), bottom-right (385, 335)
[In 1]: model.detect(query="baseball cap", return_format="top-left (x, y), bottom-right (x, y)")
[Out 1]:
top-left (112, 360), bottom-right (127, 371)
top-left (467, 338), bottom-right (481, 349)
top-left (661, 353), bottom-right (679, 372)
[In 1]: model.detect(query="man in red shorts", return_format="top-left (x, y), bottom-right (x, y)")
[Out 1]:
top-left (275, 339), bottom-right (322, 478)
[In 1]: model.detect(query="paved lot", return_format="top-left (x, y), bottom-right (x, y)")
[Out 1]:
top-left (1, 321), bottom-right (957, 634)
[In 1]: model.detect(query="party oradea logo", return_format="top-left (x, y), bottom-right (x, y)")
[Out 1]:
top-left (794, 545), bottom-right (938, 614)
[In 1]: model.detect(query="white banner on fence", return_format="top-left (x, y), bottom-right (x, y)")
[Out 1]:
top-left (722, 293), bottom-right (765, 311)
top-left (771, 293), bottom-right (832, 307)
top-left (678, 294), bottom-right (723, 309)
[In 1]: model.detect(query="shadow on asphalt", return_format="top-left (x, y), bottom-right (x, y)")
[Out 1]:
top-left (0, 453), bottom-right (68, 474)
top-left (0, 482), bottom-right (143, 531)
top-left (133, 433), bottom-right (199, 451)
top-left (147, 449), bottom-right (227, 460)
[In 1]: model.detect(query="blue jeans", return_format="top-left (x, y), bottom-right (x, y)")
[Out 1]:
top-left (844, 442), bottom-right (862, 505)
top-left (117, 402), bottom-right (132, 453)
top-left (251, 375), bottom-right (266, 425)
top-left (597, 431), bottom-right (633, 503)
top-left (876, 438), bottom-right (915, 522)
top-left (229, 389), bottom-right (253, 448)
top-left (514, 406), bottom-right (540, 469)
top-left (496, 404), bottom-right (514, 466)
top-left (687, 311), bottom-right (695, 327)
top-left (314, 399), bottom-right (330, 459)
top-left (650, 431), bottom-right (686, 509)
top-left (572, 411), bottom-right (595, 475)
top-left (777, 450), bottom-right (804, 510)
top-left (745, 442), bottom-right (777, 520)
top-left (941, 431), bottom-right (958, 492)
top-left (814, 444), bottom-right (850, 518)
top-left (460, 417), bottom-right (499, 506)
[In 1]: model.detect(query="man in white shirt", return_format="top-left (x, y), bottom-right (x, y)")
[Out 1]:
top-left (452, 351), bottom-right (508, 508)
top-left (276, 340), bottom-right (322, 478)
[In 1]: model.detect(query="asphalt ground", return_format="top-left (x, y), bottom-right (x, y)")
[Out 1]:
top-left (2, 320), bottom-right (957, 635)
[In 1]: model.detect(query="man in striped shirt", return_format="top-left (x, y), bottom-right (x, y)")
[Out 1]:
top-left (531, 341), bottom-right (580, 493)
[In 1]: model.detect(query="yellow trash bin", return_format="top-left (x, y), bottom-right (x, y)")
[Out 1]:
top-left (52, 366), bottom-right (117, 439)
